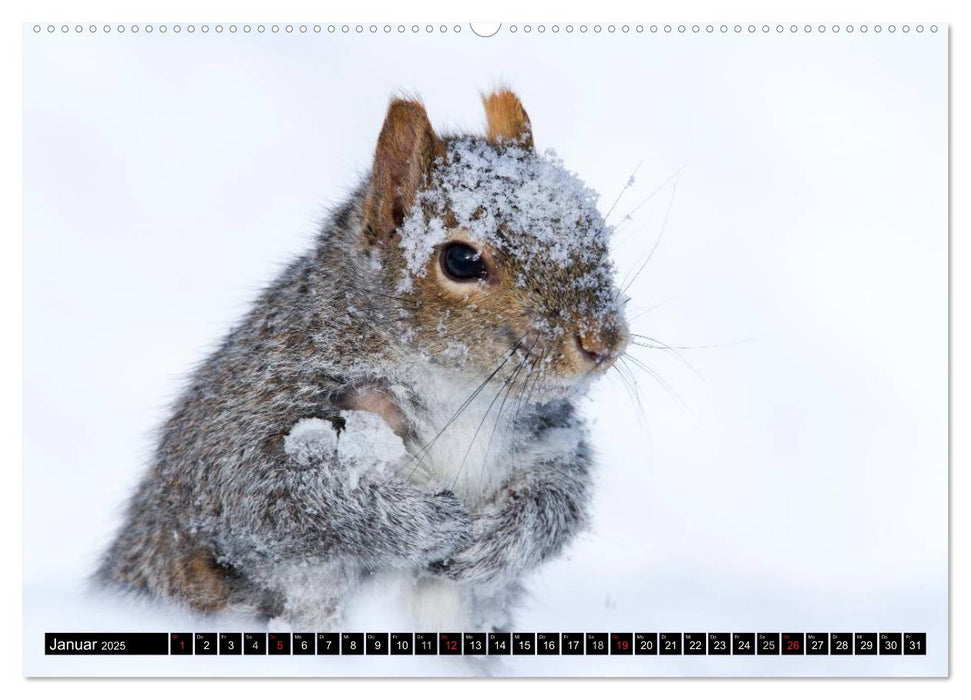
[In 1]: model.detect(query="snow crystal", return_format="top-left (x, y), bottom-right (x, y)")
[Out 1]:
top-left (284, 412), bottom-right (409, 488)
top-left (441, 340), bottom-right (470, 361)
top-left (397, 138), bottom-right (618, 311)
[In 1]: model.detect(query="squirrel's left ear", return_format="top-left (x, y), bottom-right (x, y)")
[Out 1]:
top-left (483, 89), bottom-right (533, 150)
top-left (364, 98), bottom-right (444, 244)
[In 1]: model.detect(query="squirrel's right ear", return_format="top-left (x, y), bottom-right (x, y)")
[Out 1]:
top-left (483, 89), bottom-right (533, 150)
top-left (363, 99), bottom-right (443, 244)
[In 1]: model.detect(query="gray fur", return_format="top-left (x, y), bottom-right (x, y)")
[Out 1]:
top-left (97, 120), bottom-right (621, 633)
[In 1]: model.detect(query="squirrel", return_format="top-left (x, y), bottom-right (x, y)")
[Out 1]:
top-left (96, 89), bottom-right (630, 632)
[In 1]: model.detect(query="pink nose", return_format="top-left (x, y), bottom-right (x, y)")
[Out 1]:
top-left (576, 333), bottom-right (609, 365)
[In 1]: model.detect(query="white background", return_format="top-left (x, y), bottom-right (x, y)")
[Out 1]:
top-left (20, 16), bottom-right (948, 678)
top-left (8, 0), bottom-right (963, 693)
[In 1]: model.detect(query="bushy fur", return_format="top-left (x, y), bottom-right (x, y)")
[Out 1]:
top-left (97, 91), bottom-right (627, 633)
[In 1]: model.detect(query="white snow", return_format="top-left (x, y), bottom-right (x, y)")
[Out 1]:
top-left (284, 412), bottom-right (409, 488)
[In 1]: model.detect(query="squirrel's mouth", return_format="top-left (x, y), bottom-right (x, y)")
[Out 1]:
top-left (500, 316), bottom-right (626, 387)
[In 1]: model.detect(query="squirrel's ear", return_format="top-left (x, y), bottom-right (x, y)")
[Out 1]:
top-left (363, 99), bottom-right (442, 244)
top-left (482, 89), bottom-right (533, 150)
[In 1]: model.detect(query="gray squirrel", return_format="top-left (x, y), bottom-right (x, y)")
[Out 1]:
top-left (97, 89), bottom-right (629, 632)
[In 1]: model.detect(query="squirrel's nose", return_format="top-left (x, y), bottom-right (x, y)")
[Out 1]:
top-left (576, 332), bottom-right (609, 365)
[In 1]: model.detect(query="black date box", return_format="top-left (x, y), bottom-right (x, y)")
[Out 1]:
top-left (170, 633), bottom-right (192, 655)
top-left (439, 633), bottom-right (461, 655)
top-left (659, 632), bottom-right (682, 655)
top-left (684, 633), bottom-right (706, 655)
top-left (733, 633), bottom-right (755, 655)
top-left (855, 633), bottom-right (877, 655)
top-left (585, 633), bottom-right (608, 655)
top-left (243, 633), bottom-right (266, 655)
top-left (757, 633), bottom-right (780, 655)
top-left (708, 633), bottom-right (730, 655)
top-left (488, 633), bottom-right (511, 655)
top-left (415, 633), bottom-right (437, 655)
top-left (538, 633), bottom-right (560, 655)
top-left (341, 633), bottom-right (364, 655)
top-left (390, 633), bottom-right (414, 655)
top-left (218, 632), bottom-right (241, 655)
top-left (316, 633), bottom-right (339, 655)
top-left (610, 633), bottom-right (633, 655)
top-left (831, 633), bottom-right (853, 655)
top-left (561, 633), bottom-right (584, 655)
top-left (194, 633), bottom-right (216, 655)
top-left (806, 633), bottom-right (829, 655)
top-left (782, 633), bottom-right (804, 655)
top-left (513, 633), bottom-right (535, 655)
top-left (635, 633), bottom-right (658, 655)
top-left (464, 633), bottom-right (486, 656)
top-left (366, 633), bottom-right (388, 655)
top-left (268, 632), bottom-right (290, 655)
top-left (904, 633), bottom-right (926, 655)
top-left (879, 633), bottom-right (902, 655)
top-left (292, 633), bottom-right (315, 655)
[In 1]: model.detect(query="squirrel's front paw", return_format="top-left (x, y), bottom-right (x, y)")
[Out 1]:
top-left (413, 490), bottom-right (473, 563)
top-left (427, 515), bottom-right (511, 585)
top-left (427, 549), bottom-right (496, 584)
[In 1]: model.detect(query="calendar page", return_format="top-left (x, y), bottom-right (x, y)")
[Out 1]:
top-left (22, 21), bottom-right (948, 677)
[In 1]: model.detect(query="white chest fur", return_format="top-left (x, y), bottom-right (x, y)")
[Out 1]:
top-left (394, 364), bottom-right (523, 507)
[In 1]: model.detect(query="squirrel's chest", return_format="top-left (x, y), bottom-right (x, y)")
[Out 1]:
top-left (397, 378), bottom-right (525, 506)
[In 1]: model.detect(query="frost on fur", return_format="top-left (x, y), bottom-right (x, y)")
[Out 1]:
top-left (398, 138), bottom-right (621, 322)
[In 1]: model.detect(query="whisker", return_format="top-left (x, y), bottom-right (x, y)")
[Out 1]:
top-left (612, 165), bottom-right (685, 235)
top-left (625, 299), bottom-right (671, 323)
top-left (476, 359), bottom-right (534, 492)
top-left (621, 352), bottom-right (695, 418)
top-left (390, 333), bottom-right (529, 483)
top-left (628, 335), bottom-right (704, 381)
top-left (603, 161), bottom-right (643, 223)
top-left (480, 339), bottom-right (544, 476)
top-left (339, 284), bottom-right (421, 309)
top-left (630, 334), bottom-right (754, 350)
top-left (520, 345), bottom-right (551, 411)
top-left (449, 343), bottom-right (535, 490)
top-left (612, 361), bottom-right (644, 424)
top-left (621, 173), bottom-right (679, 295)
top-left (615, 361), bottom-right (656, 473)
top-left (474, 371), bottom-right (524, 493)
top-left (514, 346), bottom-right (545, 423)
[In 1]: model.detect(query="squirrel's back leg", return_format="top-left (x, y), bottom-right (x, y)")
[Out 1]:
top-left (96, 518), bottom-right (261, 616)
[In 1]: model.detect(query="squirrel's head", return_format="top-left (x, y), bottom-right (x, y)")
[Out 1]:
top-left (361, 90), bottom-right (628, 398)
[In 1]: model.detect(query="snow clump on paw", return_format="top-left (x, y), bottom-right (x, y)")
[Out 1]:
top-left (337, 410), bottom-right (409, 475)
top-left (283, 412), bottom-right (409, 487)
top-left (284, 418), bottom-right (339, 466)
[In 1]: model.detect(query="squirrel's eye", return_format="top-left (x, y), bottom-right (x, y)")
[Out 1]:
top-left (441, 242), bottom-right (488, 282)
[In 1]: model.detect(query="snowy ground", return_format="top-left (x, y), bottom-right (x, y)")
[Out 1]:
top-left (23, 26), bottom-right (947, 677)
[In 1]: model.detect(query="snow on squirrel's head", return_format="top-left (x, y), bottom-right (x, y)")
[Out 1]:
top-left (361, 89), bottom-right (629, 395)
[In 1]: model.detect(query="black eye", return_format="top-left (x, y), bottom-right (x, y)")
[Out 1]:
top-left (441, 242), bottom-right (488, 282)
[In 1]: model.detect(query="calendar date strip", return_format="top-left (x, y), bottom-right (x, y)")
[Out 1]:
top-left (45, 632), bottom-right (926, 656)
